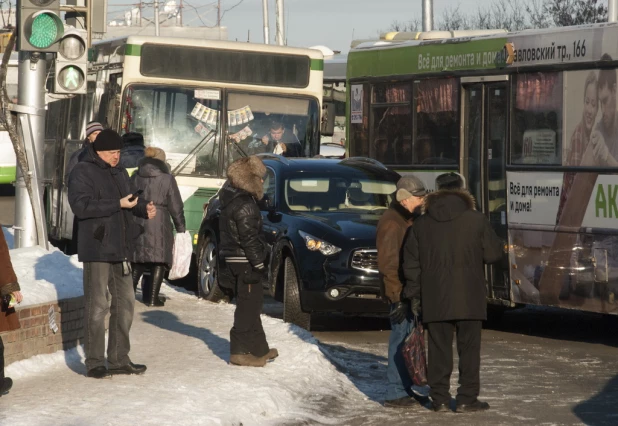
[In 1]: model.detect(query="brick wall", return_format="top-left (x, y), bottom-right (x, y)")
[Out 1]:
top-left (1, 296), bottom-right (84, 366)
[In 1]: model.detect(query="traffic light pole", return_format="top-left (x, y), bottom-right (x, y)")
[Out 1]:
top-left (13, 51), bottom-right (49, 249)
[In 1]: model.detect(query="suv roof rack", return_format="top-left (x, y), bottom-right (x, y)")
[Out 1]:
top-left (256, 153), bottom-right (290, 165)
top-left (339, 157), bottom-right (388, 170)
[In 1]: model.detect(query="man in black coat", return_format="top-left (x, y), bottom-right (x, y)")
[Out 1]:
top-left (68, 129), bottom-right (157, 379)
top-left (218, 155), bottom-right (277, 367)
top-left (403, 172), bottom-right (503, 413)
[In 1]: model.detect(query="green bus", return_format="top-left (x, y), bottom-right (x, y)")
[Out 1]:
top-left (347, 23), bottom-right (618, 316)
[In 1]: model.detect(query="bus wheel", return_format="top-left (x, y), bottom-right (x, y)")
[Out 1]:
top-left (197, 235), bottom-right (229, 303)
top-left (283, 257), bottom-right (310, 330)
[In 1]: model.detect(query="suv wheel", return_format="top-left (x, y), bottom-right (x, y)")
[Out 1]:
top-left (197, 235), bottom-right (229, 303)
top-left (283, 257), bottom-right (311, 330)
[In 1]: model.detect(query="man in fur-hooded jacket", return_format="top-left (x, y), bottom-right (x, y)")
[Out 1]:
top-left (402, 173), bottom-right (503, 413)
top-left (219, 156), bottom-right (278, 367)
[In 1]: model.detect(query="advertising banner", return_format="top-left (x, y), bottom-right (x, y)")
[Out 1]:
top-left (507, 171), bottom-right (563, 226)
top-left (351, 84), bottom-right (363, 124)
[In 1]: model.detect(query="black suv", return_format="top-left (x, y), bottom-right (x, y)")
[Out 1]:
top-left (196, 155), bottom-right (400, 330)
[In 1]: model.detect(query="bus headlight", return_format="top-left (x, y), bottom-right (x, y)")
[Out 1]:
top-left (299, 231), bottom-right (341, 256)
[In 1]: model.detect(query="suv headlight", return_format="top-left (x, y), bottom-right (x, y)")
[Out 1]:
top-left (298, 231), bottom-right (341, 256)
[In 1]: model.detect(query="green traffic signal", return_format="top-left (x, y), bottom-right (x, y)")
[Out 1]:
top-left (26, 11), bottom-right (64, 49)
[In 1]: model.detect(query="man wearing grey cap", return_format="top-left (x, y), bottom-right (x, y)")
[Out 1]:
top-left (377, 174), bottom-right (427, 408)
top-left (402, 172), bottom-right (503, 413)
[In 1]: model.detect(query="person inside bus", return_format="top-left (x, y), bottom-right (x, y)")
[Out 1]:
top-left (255, 121), bottom-right (302, 157)
top-left (591, 54), bottom-right (618, 167)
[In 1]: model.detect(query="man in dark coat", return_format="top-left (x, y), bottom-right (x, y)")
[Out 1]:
top-left (68, 129), bottom-right (157, 379)
top-left (119, 132), bottom-right (146, 170)
top-left (218, 155), bottom-right (277, 367)
top-left (252, 121), bottom-right (303, 157)
top-left (377, 175), bottom-right (428, 408)
top-left (65, 121), bottom-right (104, 254)
top-left (403, 172), bottom-right (503, 413)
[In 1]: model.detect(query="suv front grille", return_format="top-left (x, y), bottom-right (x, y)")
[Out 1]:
top-left (351, 249), bottom-right (378, 273)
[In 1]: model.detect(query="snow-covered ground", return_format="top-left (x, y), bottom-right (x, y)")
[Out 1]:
top-left (3, 284), bottom-right (377, 425)
top-left (0, 234), bottom-right (380, 425)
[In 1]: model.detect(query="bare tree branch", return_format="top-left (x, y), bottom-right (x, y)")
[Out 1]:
top-left (0, 29), bottom-right (35, 212)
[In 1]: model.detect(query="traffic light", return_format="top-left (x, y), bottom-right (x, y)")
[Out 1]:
top-left (18, 1), bottom-right (64, 53)
top-left (54, 28), bottom-right (87, 94)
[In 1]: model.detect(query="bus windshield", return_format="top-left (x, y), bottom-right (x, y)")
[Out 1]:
top-left (122, 85), bottom-right (319, 175)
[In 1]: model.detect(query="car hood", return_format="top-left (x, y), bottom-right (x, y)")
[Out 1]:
top-left (291, 210), bottom-right (381, 243)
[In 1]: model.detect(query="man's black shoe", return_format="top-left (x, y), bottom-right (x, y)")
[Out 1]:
top-left (0, 377), bottom-right (13, 394)
top-left (432, 402), bottom-right (450, 412)
top-left (109, 362), bottom-right (147, 375)
top-left (384, 396), bottom-right (419, 408)
top-left (456, 400), bottom-right (490, 413)
top-left (87, 366), bottom-right (111, 379)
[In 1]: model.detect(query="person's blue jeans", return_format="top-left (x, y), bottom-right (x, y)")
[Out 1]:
top-left (386, 303), bottom-right (414, 401)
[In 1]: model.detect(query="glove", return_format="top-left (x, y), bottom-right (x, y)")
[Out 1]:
top-left (389, 301), bottom-right (409, 324)
top-left (411, 298), bottom-right (421, 317)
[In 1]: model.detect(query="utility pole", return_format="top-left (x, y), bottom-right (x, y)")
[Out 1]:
top-left (179, 0), bottom-right (183, 26)
top-left (13, 51), bottom-right (48, 249)
top-left (610, 0), bottom-right (618, 23)
top-left (422, 0), bottom-right (433, 32)
top-left (262, 0), bottom-right (269, 44)
top-left (275, 0), bottom-right (285, 45)
top-left (217, 0), bottom-right (221, 26)
top-left (154, 1), bottom-right (160, 36)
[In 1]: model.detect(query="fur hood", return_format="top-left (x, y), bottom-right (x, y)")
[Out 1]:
top-left (423, 189), bottom-right (476, 222)
top-left (226, 156), bottom-right (266, 200)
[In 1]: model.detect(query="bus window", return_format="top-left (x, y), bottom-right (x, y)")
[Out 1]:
top-left (121, 84), bottom-right (222, 176)
top-left (511, 72), bottom-right (563, 165)
top-left (349, 83), bottom-right (369, 158)
top-left (369, 83), bottom-right (411, 165)
top-left (414, 79), bottom-right (459, 165)
top-left (224, 92), bottom-right (319, 164)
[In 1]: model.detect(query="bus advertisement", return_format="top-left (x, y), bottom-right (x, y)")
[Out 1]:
top-left (346, 23), bottom-right (618, 316)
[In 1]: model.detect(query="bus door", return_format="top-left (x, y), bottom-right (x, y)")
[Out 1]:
top-left (461, 78), bottom-right (510, 301)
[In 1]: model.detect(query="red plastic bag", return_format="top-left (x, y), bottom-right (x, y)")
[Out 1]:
top-left (401, 317), bottom-right (428, 386)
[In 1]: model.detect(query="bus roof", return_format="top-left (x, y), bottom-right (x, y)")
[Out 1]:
top-left (93, 35), bottom-right (324, 60)
top-left (324, 54), bottom-right (347, 82)
top-left (348, 22), bottom-right (618, 79)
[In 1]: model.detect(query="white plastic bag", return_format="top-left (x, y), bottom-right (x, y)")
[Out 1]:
top-left (169, 231), bottom-right (193, 280)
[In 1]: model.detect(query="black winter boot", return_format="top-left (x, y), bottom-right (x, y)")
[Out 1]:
top-left (148, 265), bottom-right (166, 307)
top-left (131, 264), bottom-right (142, 294)
top-left (141, 272), bottom-right (152, 305)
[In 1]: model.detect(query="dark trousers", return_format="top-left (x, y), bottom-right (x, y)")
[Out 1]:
top-left (0, 335), bottom-right (4, 380)
top-left (227, 262), bottom-right (269, 357)
top-left (426, 320), bottom-right (482, 405)
top-left (83, 262), bottom-right (135, 370)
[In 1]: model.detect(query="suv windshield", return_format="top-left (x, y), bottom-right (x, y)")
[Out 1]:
top-left (284, 171), bottom-right (397, 212)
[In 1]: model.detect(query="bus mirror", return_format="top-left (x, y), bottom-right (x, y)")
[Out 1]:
top-left (321, 102), bottom-right (336, 137)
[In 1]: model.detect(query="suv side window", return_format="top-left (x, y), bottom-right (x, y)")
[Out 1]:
top-left (262, 167), bottom-right (276, 209)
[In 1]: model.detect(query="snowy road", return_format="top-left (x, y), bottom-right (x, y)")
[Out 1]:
top-left (2, 283), bottom-right (617, 425)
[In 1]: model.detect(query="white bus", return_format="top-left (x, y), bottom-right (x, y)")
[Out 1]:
top-left (44, 35), bottom-right (324, 253)
top-left (347, 23), bottom-right (618, 317)
top-left (0, 53), bottom-right (18, 186)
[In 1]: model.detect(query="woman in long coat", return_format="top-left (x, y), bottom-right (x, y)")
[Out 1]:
top-left (1, 229), bottom-right (23, 395)
top-left (131, 147), bottom-right (186, 306)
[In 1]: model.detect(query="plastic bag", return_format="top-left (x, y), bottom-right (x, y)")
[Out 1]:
top-left (168, 231), bottom-right (193, 280)
top-left (401, 316), bottom-right (428, 386)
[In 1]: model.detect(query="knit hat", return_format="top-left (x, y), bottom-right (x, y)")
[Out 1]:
top-left (395, 175), bottom-right (427, 202)
top-left (85, 121), bottom-right (104, 138)
top-left (435, 172), bottom-right (466, 190)
top-left (145, 146), bottom-right (166, 162)
top-left (93, 129), bottom-right (123, 152)
top-left (122, 132), bottom-right (144, 146)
